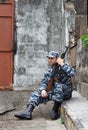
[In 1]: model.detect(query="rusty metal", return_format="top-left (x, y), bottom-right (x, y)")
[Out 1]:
top-left (0, 52), bottom-right (13, 90)
top-left (0, 18), bottom-right (13, 51)
top-left (0, 0), bottom-right (14, 90)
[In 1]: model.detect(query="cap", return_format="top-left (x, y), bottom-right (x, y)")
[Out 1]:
top-left (47, 51), bottom-right (59, 58)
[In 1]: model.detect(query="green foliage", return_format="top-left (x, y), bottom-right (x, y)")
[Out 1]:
top-left (61, 113), bottom-right (65, 124)
top-left (80, 34), bottom-right (88, 48)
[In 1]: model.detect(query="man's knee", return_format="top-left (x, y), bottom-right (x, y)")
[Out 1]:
top-left (52, 94), bottom-right (63, 103)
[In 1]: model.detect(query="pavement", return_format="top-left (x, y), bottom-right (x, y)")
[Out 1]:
top-left (0, 91), bottom-right (65, 130)
top-left (0, 90), bottom-right (88, 130)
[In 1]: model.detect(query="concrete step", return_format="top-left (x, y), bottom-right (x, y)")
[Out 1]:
top-left (61, 90), bottom-right (88, 130)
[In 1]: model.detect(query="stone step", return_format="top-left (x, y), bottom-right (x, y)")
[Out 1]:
top-left (61, 90), bottom-right (88, 130)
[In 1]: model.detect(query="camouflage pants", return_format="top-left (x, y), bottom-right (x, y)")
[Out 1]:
top-left (28, 82), bottom-right (72, 107)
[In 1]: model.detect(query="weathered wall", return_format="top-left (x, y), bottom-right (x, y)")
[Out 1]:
top-left (64, 1), bottom-right (75, 48)
top-left (14, 0), bottom-right (65, 90)
top-left (74, 0), bottom-right (88, 99)
top-left (76, 41), bottom-right (88, 99)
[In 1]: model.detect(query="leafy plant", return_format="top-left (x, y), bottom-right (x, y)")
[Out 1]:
top-left (80, 34), bottom-right (88, 48)
top-left (61, 113), bottom-right (65, 124)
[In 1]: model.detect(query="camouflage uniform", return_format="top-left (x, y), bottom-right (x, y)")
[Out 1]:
top-left (29, 63), bottom-right (76, 107)
top-left (14, 51), bottom-right (76, 120)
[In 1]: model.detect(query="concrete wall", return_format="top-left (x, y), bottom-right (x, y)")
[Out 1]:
top-left (64, 1), bottom-right (75, 47)
top-left (14, 0), bottom-right (66, 90)
top-left (13, 0), bottom-right (88, 99)
top-left (76, 41), bottom-right (88, 99)
top-left (74, 0), bottom-right (88, 99)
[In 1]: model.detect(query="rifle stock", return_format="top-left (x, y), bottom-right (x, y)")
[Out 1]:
top-left (47, 77), bottom-right (59, 92)
top-left (46, 79), bottom-right (53, 92)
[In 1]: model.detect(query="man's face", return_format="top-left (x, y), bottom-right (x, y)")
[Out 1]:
top-left (48, 57), bottom-right (57, 66)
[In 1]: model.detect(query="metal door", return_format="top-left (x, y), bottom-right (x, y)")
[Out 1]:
top-left (0, 0), bottom-right (14, 90)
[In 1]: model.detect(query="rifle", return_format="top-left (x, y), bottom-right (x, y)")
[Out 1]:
top-left (46, 46), bottom-right (69, 92)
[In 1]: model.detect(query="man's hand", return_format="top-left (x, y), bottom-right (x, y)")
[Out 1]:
top-left (56, 57), bottom-right (64, 66)
top-left (41, 90), bottom-right (48, 98)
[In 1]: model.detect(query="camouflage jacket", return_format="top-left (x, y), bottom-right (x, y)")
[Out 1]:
top-left (39, 63), bottom-right (76, 91)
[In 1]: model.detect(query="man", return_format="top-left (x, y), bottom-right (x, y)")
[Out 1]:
top-left (14, 51), bottom-right (76, 120)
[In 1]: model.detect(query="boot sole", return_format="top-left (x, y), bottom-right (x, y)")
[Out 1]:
top-left (14, 115), bottom-right (32, 120)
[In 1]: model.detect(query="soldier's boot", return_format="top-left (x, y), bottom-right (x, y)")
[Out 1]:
top-left (51, 102), bottom-right (61, 120)
top-left (14, 104), bottom-right (34, 120)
